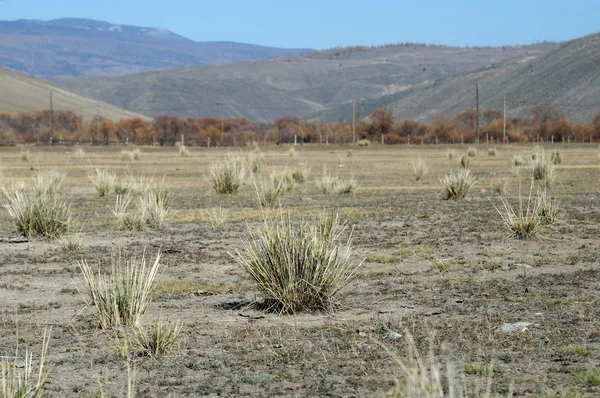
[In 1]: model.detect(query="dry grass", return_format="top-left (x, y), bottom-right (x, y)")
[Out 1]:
top-left (207, 155), bottom-right (246, 194)
top-left (236, 211), bottom-right (362, 313)
top-left (87, 168), bottom-right (117, 197)
top-left (493, 182), bottom-right (544, 239)
top-left (315, 171), bottom-right (359, 194)
top-left (78, 251), bottom-right (162, 328)
top-left (412, 158), bottom-right (429, 181)
top-left (131, 320), bottom-right (182, 358)
top-left (439, 169), bottom-right (476, 200)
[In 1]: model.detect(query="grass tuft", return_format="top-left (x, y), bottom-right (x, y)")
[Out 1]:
top-left (488, 147), bottom-right (496, 156)
top-left (412, 158), bottom-right (429, 181)
top-left (550, 150), bottom-right (562, 164)
top-left (493, 182), bottom-right (544, 239)
top-left (179, 145), bottom-right (191, 157)
top-left (236, 210), bottom-right (362, 314)
top-left (530, 152), bottom-right (556, 188)
top-left (205, 206), bottom-right (229, 229)
top-left (87, 168), bottom-right (117, 197)
top-left (439, 169), bottom-right (476, 201)
top-left (467, 146), bottom-right (477, 157)
top-left (207, 155), bottom-right (246, 194)
top-left (131, 320), bottom-right (182, 358)
top-left (78, 251), bottom-right (162, 328)
top-left (459, 155), bottom-right (470, 169)
top-left (315, 171), bottom-right (359, 194)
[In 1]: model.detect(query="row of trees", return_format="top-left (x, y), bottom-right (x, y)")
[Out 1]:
top-left (1, 106), bottom-right (600, 146)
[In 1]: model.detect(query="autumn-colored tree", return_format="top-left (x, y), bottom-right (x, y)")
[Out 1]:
top-left (153, 115), bottom-right (187, 145)
top-left (367, 107), bottom-right (394, 138)
top-left (431, 114), bottom-right (456, 143)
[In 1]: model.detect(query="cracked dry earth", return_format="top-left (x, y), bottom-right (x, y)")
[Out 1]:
top-left (0, 144), bottom-right (600, 397)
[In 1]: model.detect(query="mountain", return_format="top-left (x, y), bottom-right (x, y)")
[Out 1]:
top-left (0, 67), bottom-right (149, 121)
top-left (0, 18), bottom-right (312, 78)
top-left (53, 43), bottom-right (556, 121)
top-left (382, 33), bottom-right (600, 123)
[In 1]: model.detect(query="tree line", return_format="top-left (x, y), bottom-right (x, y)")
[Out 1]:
top-left (1, 105), bottom-right (600, 146)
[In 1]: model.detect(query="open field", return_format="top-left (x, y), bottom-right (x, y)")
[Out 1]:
top-left (1, 143), bottom-right (600, 397)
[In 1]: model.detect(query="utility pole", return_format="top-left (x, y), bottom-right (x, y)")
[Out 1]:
top-left (49, 90), bottom-right (53, 145)
top-left (352, 101), bottom-right (356, 144)
top-left (475, 84), bottom-right (480, 144)
top-left (96, 103), bottom-right (100, 144)
top-left (503, 96), bottom-right (507, 143)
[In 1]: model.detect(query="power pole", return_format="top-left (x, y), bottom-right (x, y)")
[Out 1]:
top-left (352, 101), bottom-right (356, 144)
top-left (475, 84), bottom-right (480, 144)
top-left (49, 90), bottom-right (53, 145)
top-left (96, 103), bottom-right (100, 144)
top-left (503, 96), bottom-right (507, 143)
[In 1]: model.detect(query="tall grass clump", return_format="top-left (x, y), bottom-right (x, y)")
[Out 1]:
top-left (121, 150), bottom-right (135, 162)
top-left (382, 332), bottom-right (500, 398)
top-left (78, 251), bottom-right (161, 328)
top-left (1, 171), bottom-right (73, 239)
top-left (1, 328), bottom-right (51, 398)
top-left (467, 146), bottom-right (477, 157)
top-left (550, 150), bottom-right (562, 164)
top-left (73, 146), bottom-right (85, 160)
top-left (530, 152), bottom-right (556, 188)
top-left (488, 147), bottom-right (496, 156)
top-left (357, 139), bottom-right (370, 147)
top-left (131, 320), bottom-right (182, 358)
top-left (288, 146), bottom-right (297, 158)
top-left (254, 175), bottom-right (287, 208)
top-left (491, 178), bottom-right (509, 196)
top-left (412, 158), bottom-right (429, 181)
top-left (205, 206), bottom-right (229, 229)
top-left (445, 149), bottom-right (456, 160)
top-left (493, 182), bottom-right (544, 239)
top-left (236, 211), bottom-right (362, 314)
top-left (512, 153), bottom-right (524, 167)
top-left (132, 148), bottom-right (142, 161)
top-left (207, 155), bottom-right (246, 194)
top-left (439, 169), bottom-right (476, 201)
top-left (179, 145), bottom-right (191, 157)
top-left (87, 168), bottom-right (117, 197)
top-left (536, 189), bottom-right (561, 225)
top-left (459, 155), bottom-right (470, 169)
top-left (20, 150), bottom-right (30, 162)
top-left (315, 171), bottom-right (359, 194)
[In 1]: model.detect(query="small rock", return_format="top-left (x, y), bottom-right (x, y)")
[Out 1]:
top-left (511, 263), bottom-right (533, 270)
top-left (384, 330), bottom-right (402, 340)
top-left (499, 322), bottom-right (533, 334)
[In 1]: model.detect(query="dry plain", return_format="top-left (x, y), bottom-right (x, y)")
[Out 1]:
top-left (0, 143), bottom-right (600, 397)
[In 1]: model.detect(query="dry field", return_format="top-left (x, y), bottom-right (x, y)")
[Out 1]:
top-left (0, 143), bottom-right (599, 397)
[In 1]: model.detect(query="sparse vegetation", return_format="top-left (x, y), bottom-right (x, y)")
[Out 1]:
top-left (459, 154), bottom-right (470, 169)
top-left (492, 178), bottom-right (509, 196)
top-left (121, 150), bottom-right (135, 162)
top-left (551, 149), bottom-right (562, 164)
top-left (315, 171), bottom-right (359, 194)
top-left (467, 146), bottom-right (477, 157)
top-left (493, 183), bottom-right (544, 239)
top-left (236, 211), bottom-right (362, 313)
top-left (205, 205), bottom-right (229, 229)
top-left (20, 149), bottom-right (30, 162)
top-left (530, 152), bottom-right (556, 188)
top-left (536, 188), bottom-right (561, 225)
top-left (131, 320), bottom-right (182, 358)
top-left (488, 147), bottom-right (496, 156)
top-left (179, 145), bottom-right (191, 157)
top-left (78, 251), bottom-right (162, 328)
top-left (87, 168), bottom-right (117, 197)
top-left (207, 155), bottom-right (246, 194)
top-left (412, 158), bottom-right (428, 180)
top-left (439, 169), bottom-right (476, 200)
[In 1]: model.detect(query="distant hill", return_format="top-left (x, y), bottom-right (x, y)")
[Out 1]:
top-left (382, 33), bottom-right (600, 123)
top-left (0, 18), bottom-right (312, 78)
top-left (0, 67), bottom-right (149, 121)
top-left (53, 43), bottom-right (556, 121)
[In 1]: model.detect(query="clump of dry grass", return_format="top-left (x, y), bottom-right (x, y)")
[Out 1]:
top-left (530, 152), bottom-right (556, 188)
top-left (315, 171), bottom-right (359, 194)
top-left (205, 205), bottom-right (229, 229)
top-left (78, 251), bottom-right (162, 328)
top-left (288, 146), bottom-right (296, 157)
top-left (488, 147), bottom-right (496, 156)
top-left (550, 150), bottom-right (562, 164)
top-left (493, 182), bottom-right (544, 239)
top-left (536, 189), bottom-right (561, 225)
top-left (254, 175), bottom-right (287, 208)
top-left (1, 328), bottom-right (51, 398)
top-left (1, 171), bottom-right (73, 239)
top-left (412, 158), bottom-right (428, 181)
top-left (20, 149), bottom-right (30, 162)
top-left (111, 182), bottom-right (172, 231)
top-left (87, 168), bottom-right (117, 197)
top-left (73, 146), bottom-right (85, 160)
top-left (459, 155), bottom-right (470, 169)
top-left (121, 150), bottom-right (135, 162)
top-left (131, 320), bottom-right (182, 358)
top-left (445, 149), bottom-right (456, 160)
top-left (179, 145), bottom-right (191, 157)
top-left (467, 146), bottom-right (477, 157)
top-left (439, 169), bottom-right (476, 200)
top-left (236, 211), bottom-right (362, 314)
top-left (491, 178), bottom-right (509, 196)
top-left (512, 153), bottom-right (524, 167)
top-left (207, 155), bottom-right (246, 194)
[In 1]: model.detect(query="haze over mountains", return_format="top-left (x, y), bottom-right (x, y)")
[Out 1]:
top-left (53, 41), bottom-right (556, 122)
top-left (0, 18), bottom-right (311, 78)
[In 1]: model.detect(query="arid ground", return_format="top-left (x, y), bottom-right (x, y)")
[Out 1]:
top-left (1, 143), bottom-right (599, 397)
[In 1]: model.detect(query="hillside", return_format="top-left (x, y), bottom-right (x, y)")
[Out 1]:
top-left (0, 67), bottom-right (149, 121)
top-left (53, 43), bottom-right (556, 121)
top-left (0, 18), bottom-right (311, 78)
top-left (382, 33), bottom-right (600, 123)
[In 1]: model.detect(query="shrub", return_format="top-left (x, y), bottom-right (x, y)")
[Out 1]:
top-left (357, 139), bottom-right (370, 147)
top-left (439, 169), bottom-right (476, 200)
top-left (530, 153), bottom-right (556, 188)
top-left (493, 183), bottom-right (544, 239)
top-left (236, 211), bottom-right (362, 313)
top-left (78, 251), bottom-right (162, 328)
top-left (291, 169), bottom-right (307, 184)
top-left (550, 150), bottom-right (562, 164)
top-left (207, 155), bottom-right (246, 194)
top-left (132, 320), bottom-right (182, 358)
top-left (467, 146), bottom-right (477, 157)
top-left (412, 158), bottom-right (428, 181)
top-left (1, 328), bottom-right (51, 398)
top-left (488, 147), bottom-right (496, 156)
top-left (288, 146), bottom-right (296, 158)
top-left (536, 189), bottom-right (561, 225)
top-left (315, 171), bottom-right (359, 194)
top-left (1, 180), bottom-right (73, 239)
top-left (179, 145), bottom-right (191, 157)
top-left (459, 155), bottom-right (470, 169)
top-left (20, 150), bottom-right (30, 162)
top-left (121, 150), bottom-right (135, 162)
top-left (87, 168), bottom-right (117, 197)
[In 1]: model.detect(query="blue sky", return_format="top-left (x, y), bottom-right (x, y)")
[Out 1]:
top-left (1, 0), bottom-right (598, 49)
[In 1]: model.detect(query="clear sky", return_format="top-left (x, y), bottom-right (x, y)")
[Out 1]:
top-left (1, 0), bottom-right (598, 49)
